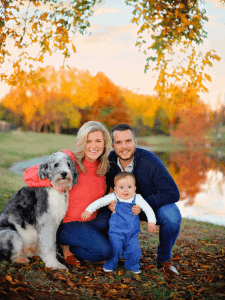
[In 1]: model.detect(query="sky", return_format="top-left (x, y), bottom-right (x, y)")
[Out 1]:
top-left (0, 0), bottom-right (225, 109)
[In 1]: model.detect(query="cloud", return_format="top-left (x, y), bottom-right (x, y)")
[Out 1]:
top-left (93, 7), bottom-right (122, 16)
top-left (207, 0), bottom-right (225, 9)
top-left (206, 22), bottom-right (219, 26)
top-left (207, 14), bottom-right (224, 19)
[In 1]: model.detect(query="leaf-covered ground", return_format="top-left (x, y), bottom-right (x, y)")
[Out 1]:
top-left (0, 218), bottom-right (224, 300)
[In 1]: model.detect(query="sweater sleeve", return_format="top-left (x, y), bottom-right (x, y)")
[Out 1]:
top-left (23, 149), bottom-right (76, 188)
top-left (23, 164), bottom-right (51, 187)
top-left (85, 193), bottom-right (116, 214)
top-left (136, 194), bottom-right (156, 223)
top-left (144, 159), bottom-right (180, 211)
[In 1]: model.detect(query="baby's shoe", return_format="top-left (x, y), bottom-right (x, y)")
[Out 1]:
top-left (133, 269), bottom-right (141, 274)
top-left (103, 267), bottom-right (113, 272)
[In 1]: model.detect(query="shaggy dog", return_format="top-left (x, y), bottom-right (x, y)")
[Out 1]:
top-left (0, 152), bottom-right (78, 270)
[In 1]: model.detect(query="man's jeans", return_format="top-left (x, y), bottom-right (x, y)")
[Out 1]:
top-left (59, 209), bottom-right (113, 262)
top-left (155, 203), bottom-right (182, 262)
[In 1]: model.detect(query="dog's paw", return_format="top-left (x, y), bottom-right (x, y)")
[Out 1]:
top-left (12, 257), bottom-right (29, 264)
top-left (45, 261), bottom-right (67, 270)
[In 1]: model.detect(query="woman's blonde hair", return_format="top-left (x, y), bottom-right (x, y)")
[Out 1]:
top-left (74, 121), bottom-right (112, 176)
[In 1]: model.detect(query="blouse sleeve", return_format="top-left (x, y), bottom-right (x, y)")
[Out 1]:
top-left (23, 149), bottom-right (76, 188)
top-left (23, 164), bottom-right (51, 187)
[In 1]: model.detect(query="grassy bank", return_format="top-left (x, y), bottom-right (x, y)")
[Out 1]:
top-left (0, 130), bottom-right (224, 299)
top-left (136, 126), bottom-right (225, 156)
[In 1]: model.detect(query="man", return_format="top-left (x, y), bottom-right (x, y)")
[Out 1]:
top-left (106, 124), bottom-right (181, 276)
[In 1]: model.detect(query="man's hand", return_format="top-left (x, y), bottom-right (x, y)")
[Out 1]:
top-left (50, 182), bottom-right (70, 194)
top-left (108, 200), bottom-right (116, 213)
top-left (148, 222), bottom-right (156, 233)
top-left (132, 205), bottom-right (141, 215)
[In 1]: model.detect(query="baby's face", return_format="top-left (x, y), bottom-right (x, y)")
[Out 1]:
top-left (114, 176), bottom-right (136, 200)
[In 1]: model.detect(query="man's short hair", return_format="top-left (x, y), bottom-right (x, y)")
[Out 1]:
top-left (114, 172), bottom-right (136, 186)
top-left (111, 124), bottom-right (135, 144)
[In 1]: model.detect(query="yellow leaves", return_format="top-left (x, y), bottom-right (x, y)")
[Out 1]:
top-left (117, 270), bottom-right (124, 276)
top-left (71, 42), bottom-right (77, 54)
top-left (5, 275), bottom-right (12, 282)
top-left (204, 73), bottom-right (212, 82)
top-left (40, 12), bottom-right (48, 21)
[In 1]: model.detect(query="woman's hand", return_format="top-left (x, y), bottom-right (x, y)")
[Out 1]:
top-left (148, 222), bottom-right (156, 233)
top-left (108, 200), bottom-right (116, 213)
top-left (81, 210), bottom-right (91, 220)
top-left (132, 205), bottom-right (141, 215)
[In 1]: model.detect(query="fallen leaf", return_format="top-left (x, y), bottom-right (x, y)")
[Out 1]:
top-left (145, 264), bottom-right (156, 270)
top-left (135, 275), bottom-right (141, 281)
top-left (123, 278), bottom-right (131, 283)
top-left (5, 275), bottom-right (12, 282)
top-left (118, 270), bottom-right (124, 276)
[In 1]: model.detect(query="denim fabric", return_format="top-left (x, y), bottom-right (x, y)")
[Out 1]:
top-left (103, 196), bottom-right (141, 272)
top-left (155, 203), bottom-right (182, 262)
top-left (59, 209), bottom-right (113, 262)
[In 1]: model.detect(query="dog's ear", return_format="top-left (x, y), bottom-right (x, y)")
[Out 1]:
top-left (69, 159), bottom-right (79, 186)
top-left (38, 163), bottom-right (49, 180)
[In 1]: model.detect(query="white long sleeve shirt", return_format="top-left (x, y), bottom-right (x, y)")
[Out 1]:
top-left (85, 193), bottom-right (156, 224)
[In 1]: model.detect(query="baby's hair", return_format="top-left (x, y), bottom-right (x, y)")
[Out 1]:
top-left (114, 172), bottom-right (136, 186)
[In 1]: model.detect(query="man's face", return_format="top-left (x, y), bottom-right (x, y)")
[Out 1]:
top-left (112, 129), bottom-right (137, 162)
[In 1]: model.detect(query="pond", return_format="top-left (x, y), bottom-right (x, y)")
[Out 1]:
top-left (9, 148), bottom-right (225, 226)
top-left (156, 150), bottom-right (225, 226)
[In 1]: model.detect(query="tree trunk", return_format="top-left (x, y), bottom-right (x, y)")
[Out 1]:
top-left (54, 122), bottom-right (61, 134)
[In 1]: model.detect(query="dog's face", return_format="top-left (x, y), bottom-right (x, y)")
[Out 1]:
top-left (38, 152), bottom-right (79, 188)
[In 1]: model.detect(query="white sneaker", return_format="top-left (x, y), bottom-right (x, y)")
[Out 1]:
top-left (103, 267), bottom-right (113, 272)
top-left (133, 270), bottom-right (141, 274)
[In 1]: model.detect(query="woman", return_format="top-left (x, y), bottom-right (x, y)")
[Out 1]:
top-left (23, 121), bottom-right (113, 265)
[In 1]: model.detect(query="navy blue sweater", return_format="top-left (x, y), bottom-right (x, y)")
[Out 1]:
top-left (106, 148), bottom-right (180, 219)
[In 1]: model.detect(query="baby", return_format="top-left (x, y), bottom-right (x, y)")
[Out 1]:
top-left (81, 172), bottom-right (156, 274)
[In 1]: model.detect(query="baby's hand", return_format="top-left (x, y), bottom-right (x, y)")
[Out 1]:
top-left (81, 210), bottom-right (91, 220)
top-left (148, 222), bottom-right (156, 233)
top-left (108, 200), bottom-right (116, 213)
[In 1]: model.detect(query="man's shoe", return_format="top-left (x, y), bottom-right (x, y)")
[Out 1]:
top-left (156, 259), bottom-right (179, 276)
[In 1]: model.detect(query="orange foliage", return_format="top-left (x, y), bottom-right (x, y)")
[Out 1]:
top-left (168, 150), bottom-right (225, 205)
top-left (85, 72), bottom-right (132, 128)
top-left (169, 150), bottom-right (210, 205)
top-left (171, 102), bottom-right (212, 147)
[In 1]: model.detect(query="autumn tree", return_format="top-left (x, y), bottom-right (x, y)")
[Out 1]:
top-left (85, 72), bottom-right (132, 129)
top-left (1, 67), bottom-right (83, 133)
top-left (171, 101), bottom-right (212, 148)
top-left (0, 0), bottom-right (222, 101)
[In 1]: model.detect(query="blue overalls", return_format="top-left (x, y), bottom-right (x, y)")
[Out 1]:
top-left (103, 194), bottom-right (142, 272)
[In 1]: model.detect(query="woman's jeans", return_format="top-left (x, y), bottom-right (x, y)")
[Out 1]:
top-left (59, 203), bottom-right (181, 263)
top-left (155, 203), bottom-right (182, 262)
top-left (59, 209), bottom-right (113, 262)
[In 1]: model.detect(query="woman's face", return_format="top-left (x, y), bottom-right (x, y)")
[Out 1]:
top-left (84, 131), bottom-right (105, 162)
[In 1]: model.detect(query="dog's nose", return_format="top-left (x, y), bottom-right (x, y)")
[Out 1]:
top-left (61, 172), bottom-right (67, 178)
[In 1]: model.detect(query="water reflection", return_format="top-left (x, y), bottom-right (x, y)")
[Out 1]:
top-left (156, 150), bottom-right (225, 226)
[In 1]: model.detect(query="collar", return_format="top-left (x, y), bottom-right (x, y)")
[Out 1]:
top-left (115, 192), bottom-right (136, 203)
top-left (117, 157), bottom-right (134, 172)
